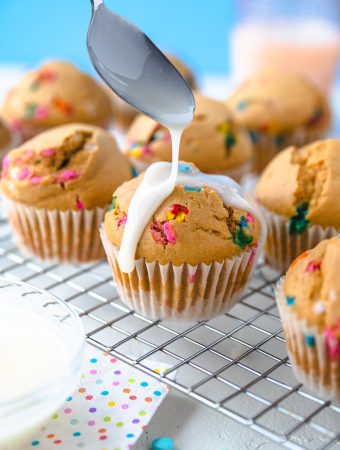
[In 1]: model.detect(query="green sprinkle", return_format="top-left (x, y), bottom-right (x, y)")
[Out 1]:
top-left (225, 133), bottom-right (236, 155)
top-left (108, 196), bottom-right (117, 211)
top-left (232, 227), bottom-right (253, 250)
top-left (288, 203), bottom-right (309, 235)
top-left (24, 103), bottom-right (37, 119)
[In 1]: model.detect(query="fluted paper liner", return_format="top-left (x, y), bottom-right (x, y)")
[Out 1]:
top-left (276, 280), bottom-right (340, 402)
top-left (100, 226), bottom-right (257, 321)
top-left (259, 205), bottom-right (339, 273)
top-left (2, 195), bottom-right (106, 262)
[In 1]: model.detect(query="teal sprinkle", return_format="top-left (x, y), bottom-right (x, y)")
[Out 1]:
top-left (286, 296), bottom-right (295, 306)
top-left (275, 134), bottom-right (286, 147)
top-left (249, 130), bottom-right (258, 144)
top-left (131, 166), bottom-right (138, 178)
top-left (305, 335), bottom-right (315, 347)
top-left (178, 163), bottom-right (191, 173)
top-left (31, 442), bottom-right (40, 447)
top-left (236, 99), bottom-right (249, 112)
top-left (152, 437), bottom-right (174, 450)
top-left (225, 133), bottom-right (236, 155)
top-left (184, 186), bottom-right (202, 192)
top-left (288, 203), bottom-right (309, 235)
top-left (108, 195), bottom-right (117, 211)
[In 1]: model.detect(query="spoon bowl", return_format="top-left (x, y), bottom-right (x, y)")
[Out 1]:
top-left (87, 0), bottom-right (195, 128)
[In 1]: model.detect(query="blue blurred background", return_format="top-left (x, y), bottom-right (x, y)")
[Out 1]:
top-left (0, 0), bottom-right (237, 76)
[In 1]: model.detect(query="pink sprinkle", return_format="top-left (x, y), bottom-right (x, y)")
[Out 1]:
top-left (30, 176), bottom-right (42, 185)
top-left (306, 261), bottom-right (321, 273)
top-left (246, 212), bottom-right (255, 223)
top-left (9, 119), bottom-right (21, 132)
top-left (2, 155), bottom-right (9, 169)
top-left (141, 145), bottom-right (154, 157)
top-left (118, 215), bottom-right (127, 228)
top-left (35, 104), bottom-right (49, 119)
top-left (41, 147), bottom-right (56, 157)
top-left (18, 167), bottom-right (30, 180)
top-left (162, 222), bottom-right (176, 244)
top-left (56, 169), bottom-right (81, 183)
top-left (189, 270), bottom-right (199, 283)
top-left (324, 323), bottom-right (340, 360)
top-left (76, 198), bottom-right (85, 210)
top-left (23, 149), bottom-right (34, 160)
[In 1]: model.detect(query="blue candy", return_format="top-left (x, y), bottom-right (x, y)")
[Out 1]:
top-left (152, 437), bottom-right (174, 450)
top-left (184, 185), bottom-right (202, 192)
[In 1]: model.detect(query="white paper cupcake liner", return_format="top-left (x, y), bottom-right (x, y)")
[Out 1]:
top-left (251, 126), bottom-right (324, 174)
top-left (2, 195), bottom-right (107, 263)
top-left (100, 226), bottom-right (257, 321)
top-left (258, 205), bottom-right (339, 273)
top-left (276, 280), bottom-right (340, 402)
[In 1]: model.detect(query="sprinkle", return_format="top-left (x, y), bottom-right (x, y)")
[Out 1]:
top-left (2, 155), bottom-right (9, 170)
top-left (131, 166), bottom-right (138, 178)
top-left (41, 147), bottom-right (56, 157)
top-left (117, 215), bottom-right (127, 228)
top-left (162, 222), bottom-right (176, 244)
top-left (288, 203), bottom-right (309, 235)
top-left (166, 203), bottom-right (189, 223)
top-left (184, 185), bottom-right (202, 192)
top-left (178, 163), bottom-right (191, 173)
top-left (25, 103), bottom-right (37, 119)
top-left (305, 260), bottom-right (321, 273)
top-left (306, 108), bottom-right (323, 127)
top-left (188, 270), bottom-right (199, 283)
top-left (225, 132), bottom-right (236, 152)
top-left (17, 167), bottom-right (30, 180)
top-left (324, 321), bottom-right (340, 359)
top-left (56, 169), bottom-right (81, 183)
top-left (236, 99), bottom-right (250, 111)
top-left (30, 176), bottom-right (42, 185)
top-left (152, 437), bottom-right (174, 450)
top-left (217, 123), bottom-right (230, 134)
top-left (35, 105), bottom-right (49, 120)
top-left (290, 251), bottom-right (309, 268)
top-left (249, 130), bottom-right (258, 144)
top-left (76, 197), bottom-right (85, 210)
top-left (231, 214), bottom-right (254, 250)
top-left (305, 335), bottom-right (315, 347)
top-left (314, 301), bottom-right (326, 314)
top-left (246, 212), bottom-right (255, 223)
top-left (53, 97), bottom-right (74, 115)
top-left (109, 196), bottom-right (117, 211)
top-left (286, 296), bottom-right (295, 306)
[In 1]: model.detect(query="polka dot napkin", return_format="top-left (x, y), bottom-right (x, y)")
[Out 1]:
top-left (24, 345), bottom-right (170, 450)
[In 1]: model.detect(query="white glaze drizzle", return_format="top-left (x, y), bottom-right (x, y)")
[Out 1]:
top-left (118, 156), bottom-right (266, 274)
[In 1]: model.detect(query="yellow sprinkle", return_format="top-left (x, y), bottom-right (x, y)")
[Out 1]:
top-left (154, 368), bottom-right (161, 374)
top-left (176, 212), bottom-right (186, 223)
top-left (217, 123), bottom-right (229, 133)
top-left (166, 211), bottom-right (175, 221)
top-left (130, 147), bottom-right (142, 158)
top-left (108, 401), bottom-right (116, 407)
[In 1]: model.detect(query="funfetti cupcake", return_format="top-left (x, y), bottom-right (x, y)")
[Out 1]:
top-left (227, 70), bottom-right (331, 173)
top-left (276, 237), bottom-right (340, 401)
top-left (2, 61), bottom-right (112, 141)
top-left (256, 139), bottom-right (340, 273)
top-left (1, 123), bottom-right (132, 262)
top-left (124, 93), bottom-right (253, 182)
top-left (100, 162), bottom-right (265, 321)
top-left (108, 53), bottom-right (197, 131)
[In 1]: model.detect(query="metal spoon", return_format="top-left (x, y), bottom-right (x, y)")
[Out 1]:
top-left (87, 0), bottom-right (195, 128)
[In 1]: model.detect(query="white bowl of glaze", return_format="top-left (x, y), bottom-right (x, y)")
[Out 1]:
top-left (0, 277), bottom-right (85, 450)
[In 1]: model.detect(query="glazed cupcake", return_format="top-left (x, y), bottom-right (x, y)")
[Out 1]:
top-left (1, 123), bottom-right (131, 262)
top-left (276, 237), bottom-right (340, 401)
top-left (100, 162), bottom-right (265, 321)
top-left (227, 71), bottom-right (331, 173)
top-left (124, 94), bottom-right (253, 182)
top-left (108, 53), bottom-right (197, 131)
top-left (2, 61), bottom-right (112, 141)
top-left (256, 139), bottom-right (340, 273)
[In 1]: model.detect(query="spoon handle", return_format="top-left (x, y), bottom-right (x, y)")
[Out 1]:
top-left (91, 0), bottom-right (103, 11)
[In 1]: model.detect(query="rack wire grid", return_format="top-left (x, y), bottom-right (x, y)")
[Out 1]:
top-left (0, 205), bottom-right (339, 450)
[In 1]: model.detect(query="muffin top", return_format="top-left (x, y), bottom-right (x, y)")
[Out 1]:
top-left (104, 166), bottom-right (261, 266)
top-left (0, 118), bottom-right (11, 150)
top-left (1, 123), bottom-right (132, 211)
top-left (284, 237), bottom-right (340, 351)
top-left (227, 71), bottom-right (330, 134)
top-left (124, 93), bottom-right (253, 172)
top-left (256, 139), bottom-right (340, 229)
top-left (2, 61), bottom-right (112, 131)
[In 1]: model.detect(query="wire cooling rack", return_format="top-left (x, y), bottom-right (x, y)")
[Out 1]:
top-left (0, 206), bottom-right (339, 450)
